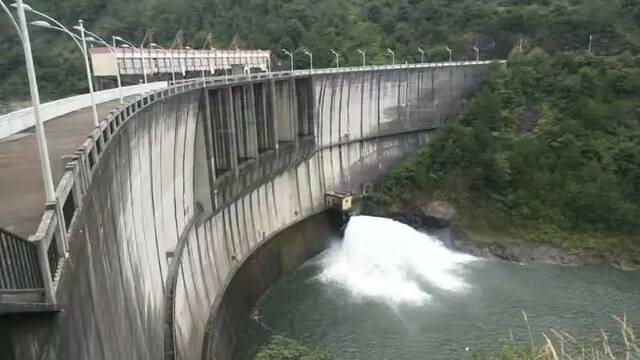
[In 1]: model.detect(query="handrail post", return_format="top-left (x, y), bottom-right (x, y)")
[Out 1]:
top-left (35, 237), bottom-right (55, 303)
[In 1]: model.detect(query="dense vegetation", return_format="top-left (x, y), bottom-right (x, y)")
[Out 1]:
top-left (380, 49), bottom-right (640, 260)
top-left (255, 316), bottom-right (639, 359)
top-left (254, 335), bottom-right (330, 360)
top-left (2, 0), bottom-right (640, 101)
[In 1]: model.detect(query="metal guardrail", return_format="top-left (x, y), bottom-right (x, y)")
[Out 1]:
top-left (168, 60), bottom-right (500, 87)
top-left (5, 60), bottom-right (502, 304)
top-left (0, 81), bottom-right (168, 140)
top-left (0, 228), bottom-right (43, 292)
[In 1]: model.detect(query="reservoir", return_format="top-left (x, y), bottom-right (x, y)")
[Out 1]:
top-left (234, 216), bottom-right (640, 359)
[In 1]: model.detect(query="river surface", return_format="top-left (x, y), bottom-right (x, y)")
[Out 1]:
top-left (234, 216), bottom-right (640, 359)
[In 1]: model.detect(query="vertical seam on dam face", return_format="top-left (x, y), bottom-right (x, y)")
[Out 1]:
top-left (115, 130), bottom-right (147, 357)
top-left (2, 64), bottom-right (494, 360)
top-left (128, 111), bottom-right (151, 348)
top-left (150, 102), bottom-right (166, 294)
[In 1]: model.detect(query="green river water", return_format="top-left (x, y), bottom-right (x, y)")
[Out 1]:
top-left (234, 216), bottom-right (640, 359)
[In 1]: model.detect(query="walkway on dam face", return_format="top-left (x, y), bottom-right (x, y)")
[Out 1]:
top-left (0, 100), bottom-right (123, 237)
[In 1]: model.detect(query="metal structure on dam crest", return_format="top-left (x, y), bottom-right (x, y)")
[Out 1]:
top-left (0, 60), bottom-right (500, 359)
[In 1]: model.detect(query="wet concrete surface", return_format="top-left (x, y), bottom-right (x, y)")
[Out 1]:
top-left (0, 100), bottom-right (124, 237)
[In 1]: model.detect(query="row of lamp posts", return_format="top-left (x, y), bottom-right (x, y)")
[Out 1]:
top-left (279, 44), bottom-right (480, 71)
top-left (0, 0), bottom-right (184, 208)
top-left (0, 0), bottom-right (147, 201)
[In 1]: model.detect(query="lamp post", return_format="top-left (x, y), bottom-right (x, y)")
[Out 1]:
top-left (113, 35), bottom-right (146, 83)
top-left (588, 35), bottom-right (593, 54)
top-left (473, 45), bottom-right (479, 62)
top-left (2, 0), bottom-right (56, 208)
top-left (199, 46), bottom-right (207, 83)
top-left (386, 48), bottom-right (395, 65)
top-left (356, 48), bottom-right (365, 67)
top-left (418, 47), bottom-right (424, 63)
top-left (282, 49), bottom-right (293, 72)
top-left (446, 46), bottom-right (452, 62)
top-left (151, 42), bottom-right (175, 83)
top-left (330, 48), bottom-right (340, 68)
top-left (77, 28), bottom-right (124, 105)
top-left (75, 20), bottom-right (99, 126)
top-left (6, 0), bottom-right (63, 301)
top-left (29, 15), bottom-right (99, 127)
top-left (140, 39), bottom-right (148, 83)
top-left (301, 48), bottom-right (313, 72)
top-left (184, 46), bottom-right (192, 80)
top-left (119, 43), bottom-right (134, 78)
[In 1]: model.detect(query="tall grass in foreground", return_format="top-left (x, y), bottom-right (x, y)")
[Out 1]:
top-left (472, 312), bottom-right (639, 360)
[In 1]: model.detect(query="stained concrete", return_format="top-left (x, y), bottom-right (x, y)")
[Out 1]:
top-left (0, 63), bottom-right (492, 360)
top-left (201, 211), bottom-right (340, 359)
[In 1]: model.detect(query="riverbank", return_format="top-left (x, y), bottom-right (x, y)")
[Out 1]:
top-left (359, 198), bottom-right (640, 271)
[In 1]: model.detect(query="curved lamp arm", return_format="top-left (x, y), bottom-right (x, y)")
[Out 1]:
top-left (83, 28), bottom-right (112, 50)
top-left (114, 36), bottom-right (137, 49)
top-left (30, 20), bottom-right (87, 57)
top-left (23, 4), bottom-right (88, 57)
top-left (0, 0), bottom-right (23, 40)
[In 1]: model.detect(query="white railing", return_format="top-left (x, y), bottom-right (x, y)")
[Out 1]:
top-left (0, 81), bottom-right (168, 140)
top-left (168, 60), bottom-right (501, 87)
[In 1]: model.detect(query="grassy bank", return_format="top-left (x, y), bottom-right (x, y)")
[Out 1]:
top-left (255, 314), bottom-right (639, 359)
top-left (255, 335), bottom-right (330, 360)
top-left (377, 50), bottom-right (640, 264)
top-left (471, 313), bottom-right (639, 360)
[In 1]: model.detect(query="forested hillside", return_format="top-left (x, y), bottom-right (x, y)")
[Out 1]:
top-left (2, 0), bottom-right (640, 101)
top-left (380, 51), bottom-right (640, 262)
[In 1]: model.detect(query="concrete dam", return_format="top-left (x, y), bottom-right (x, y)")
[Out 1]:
top-left (0, 62), bottom-right (494, 359)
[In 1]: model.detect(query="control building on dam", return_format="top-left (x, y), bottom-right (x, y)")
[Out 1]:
top-left (0, 61), bottom-right (499, 359)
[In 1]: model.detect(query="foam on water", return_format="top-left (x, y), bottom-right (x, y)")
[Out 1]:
top-left (318, 215), bottom-right (477, 306)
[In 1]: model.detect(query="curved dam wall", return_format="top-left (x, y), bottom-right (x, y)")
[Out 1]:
top-left (172, 65), bottom-right (488, 358)
top-left (0, 63), bottom-right (492, 360)
top-left (184, 132), bottom-right (433, 360)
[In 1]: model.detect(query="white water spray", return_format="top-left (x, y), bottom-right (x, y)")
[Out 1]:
top-left (319, 216), bottom-right (477, 306)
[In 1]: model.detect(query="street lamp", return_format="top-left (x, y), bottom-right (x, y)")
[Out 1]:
top-left (300, 48), bottom-right (313, 72)
top-left (151, 42), bottom-right (175, 83)
top-left (118, 43), bottom-right (135, 79)
top-left (5, 0), bottom-right (65, 300)
top-left (28, 15), bottom-right (99, 127)
top-left (386, 48), bottom-right (395, 65)
top-left (356, 48), bottom-right (365, 67)
top-left (74, 20), bottom-right (100, 124)
top-left (183, 46), bottom-right (192, 78)
top-left (282, 49), bottom-right (293, 72)
top-left (445, 46), bottom-right (452, 62)
top-left (198, 45), bottom-right (208, 83)
top-left (418, 47), bottom-right (424, 63)
top-left (473, 45), bottom-right (479, 62)
top-left (330, 48), bottom-right (340, 68)
top-left (75, 27), bottom-right (124, 105)
top-left (113, 35), bottom-right (146, 83)
top-left (1, 0), bottom-right (56, 210)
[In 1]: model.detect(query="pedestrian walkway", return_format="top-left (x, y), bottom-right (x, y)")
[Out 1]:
top-left (0, 100), bottom-right (122, 237)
